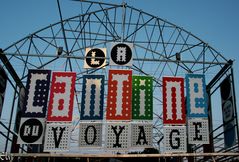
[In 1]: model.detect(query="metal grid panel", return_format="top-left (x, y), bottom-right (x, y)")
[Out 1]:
top-left (164, 126), bottom-right (187, 153)
top-left (79, 122), bottom-right (102, 147)
top-left (105, 123), bottom-right (130, 150)
top-left (43, 123), bottom-right (72, 152)
top-left (188, 118), bottom-right (209, 144)
top-left (131, 123), bottom-right (153, 148)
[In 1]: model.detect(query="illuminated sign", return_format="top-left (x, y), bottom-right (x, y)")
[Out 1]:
top-left (186, 74), bottom-right (208, 118)
top-left (17, 118), bottom-right (45, 144)
top-left (79, 122), bottom-right (102, 147)
top-left (185, 74), bottom-right (209, 145)
top-left (188, 118), bottom-right (209, 144)
top-left (43, 123), bottom-right (71, 152)
top-left (22, 69), bottom-right (51, 117)
top-left (110, 43), bottom-right (133, 66)
top-left (163, 77), bottom-right (186, 124)
top-left (84, 48), bottom-right (106, 69)
top-left (17, 70), bottom-right (50, 145)
top-left (106, 70), bottom-right (132, 120)
top-left (80, 75), bottom-right (105, 120)
top-left (106, 123), bottom-right (130, 150)
top-left (164, 126), bottom-right (187, 153)
top-left (132, 76), bottom-right (153, 120)
top-left (47, 72), bottom-right (76, 122)
top-left (17, 65), bottom-right (211, 153)
top-left (131, 123), bottom-right (153, 148)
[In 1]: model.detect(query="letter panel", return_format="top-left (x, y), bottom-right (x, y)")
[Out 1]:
top-left (43, 123), bottom-right (71, 152)
top-left (79, 122), bottom-right (102, 147)
top-left (163, 77), bottom-right (186, 124)
top-left (131, 123), bottom-right (152, 148)
top-left (186, 74), bottom-right (208, 118)
top-left (22, 69), bottom-right (51, 117)
top-left (106, 123), bottom-right (130, 150)
top-left (106, 70), bottom-right (132, 120)
top-left (84, 48), bottom-right (106, 69)
top-left (164, 126), bottom-right (187, 153)
top-left (47, 72), bottom-right (76, 122)
top-left (132, 76), bottom-right (153, 120)
top-left (110, 43), bottom-right (133, 66)
top-left (80, 75), bottom-right (104, 120)
top-left (17, 118), bottom-right (45, 144)
top-left (188, 118), bottom-right (209, 144)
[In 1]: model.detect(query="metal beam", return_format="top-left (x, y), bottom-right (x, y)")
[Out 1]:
top-left (207, 59), bottom-right (233, 90)
top-left (2, 52), bottom-right (228, 65)
top-left (3, 152), bottom-right (239, 158)
top-left (0, 49), bottom-right (24, 88)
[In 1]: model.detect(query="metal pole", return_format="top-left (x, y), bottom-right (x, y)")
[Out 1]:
top-left (212, 156), bottom-right (216, 162)
top-left (4, 85), bottom-right (17, 152)
top-left (0, 49), bottom-right (24, 88)
top-left (56, 0), bottom-right (73, 71)
top-left (230, 67), bottom-right (239, 151)
top-left (121, 1), bottom-right (126, 42)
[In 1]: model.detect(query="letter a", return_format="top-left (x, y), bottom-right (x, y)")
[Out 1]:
top-left (136, 126), bottom-right (148, 145)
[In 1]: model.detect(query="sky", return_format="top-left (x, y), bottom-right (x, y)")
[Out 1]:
top-left (0, 0), bottom-right (239, 152)
top-left (1, 1), bottom-right (239, 59)
top-left (0, 0), bottom-right (238, 78)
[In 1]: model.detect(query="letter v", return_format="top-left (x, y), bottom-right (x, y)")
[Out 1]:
top-left (52, 127), bottom-right (66, 148)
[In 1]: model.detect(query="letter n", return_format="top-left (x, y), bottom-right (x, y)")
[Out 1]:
top-left (163, 77), bottom-right (186, 124)
top-left (80, 75), bottom-right (104, 120)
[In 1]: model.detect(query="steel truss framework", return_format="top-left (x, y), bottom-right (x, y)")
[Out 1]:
top-left (0, 1), bottom-right (238, 161)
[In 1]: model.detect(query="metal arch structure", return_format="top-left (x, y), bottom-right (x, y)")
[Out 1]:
top-left (0, 1), bottom-right (238, 160)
